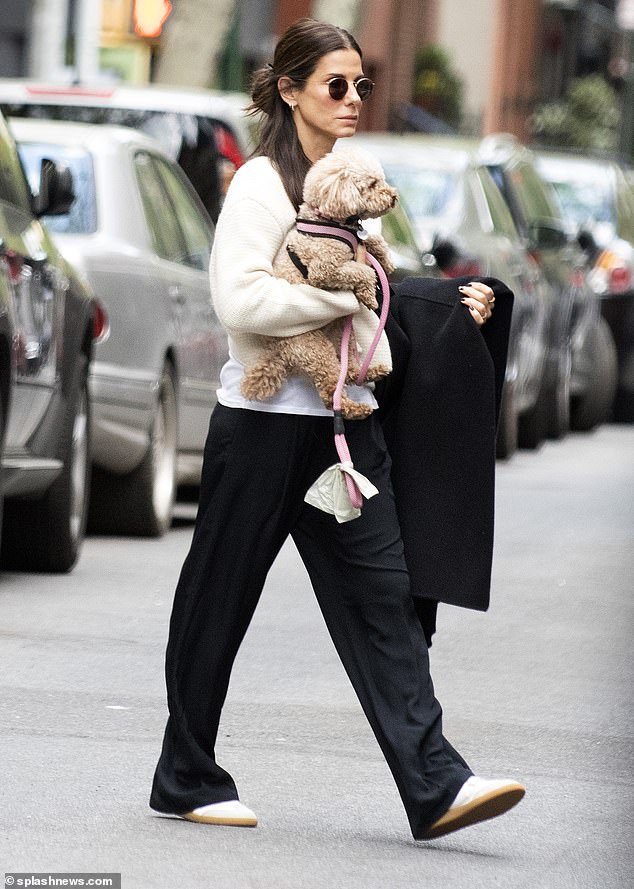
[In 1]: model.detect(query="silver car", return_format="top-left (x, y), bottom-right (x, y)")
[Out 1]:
top-left (12, 118), bottom-right (227, 536)
top-left (535, 151), bottom-right (632, 422)
top-left (353, 133), bottom-right (552, 458)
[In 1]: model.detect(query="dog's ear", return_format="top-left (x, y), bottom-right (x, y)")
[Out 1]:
top-left (312, 168), bottom-right (362, 219)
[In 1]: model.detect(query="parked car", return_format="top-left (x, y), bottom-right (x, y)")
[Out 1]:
top-left (353, 133), bottom-right (553, 457)
top-left (365, 199), bottom-right (440, 282)
top-left (0, 111), bottom-right (100, 572)
top-left (0, 80), bottom-right (256, 223)
top-left (11, 117), bottom-right (228, 537)
top-left (480, 135), bottom-right (617, 435)
top-left (535, 151), bottom-right (633, 421)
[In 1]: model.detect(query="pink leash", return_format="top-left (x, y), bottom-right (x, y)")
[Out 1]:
top-left (296, 221), bottom-right (391, 509)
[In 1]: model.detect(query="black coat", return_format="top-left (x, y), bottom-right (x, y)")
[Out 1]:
top-left (376, 276), bottom-right (514, 612)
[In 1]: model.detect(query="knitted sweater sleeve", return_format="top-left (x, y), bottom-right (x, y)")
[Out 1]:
top-left (209, 167), bottom-right (360, 338)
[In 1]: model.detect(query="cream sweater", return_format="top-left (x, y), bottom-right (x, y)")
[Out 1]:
top-left (209, 155), bottom-right (392, 374)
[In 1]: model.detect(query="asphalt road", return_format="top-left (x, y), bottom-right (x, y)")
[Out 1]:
top-left (1, 425), bottom-right (633, 889)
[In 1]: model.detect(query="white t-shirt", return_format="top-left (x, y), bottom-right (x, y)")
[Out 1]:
top-left (217, 351), bottom-right (378, 415)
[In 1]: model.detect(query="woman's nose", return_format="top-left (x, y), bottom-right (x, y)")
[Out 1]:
top-left (347, 84), bottom-right (363, 105)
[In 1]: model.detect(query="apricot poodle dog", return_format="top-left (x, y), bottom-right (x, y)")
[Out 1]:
top-left (240, 147), bottom-right (398, 419)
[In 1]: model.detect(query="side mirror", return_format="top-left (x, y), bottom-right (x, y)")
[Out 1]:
top-left (577, 227), bottom-right (598, 255)
top-left (431, 236), bottom-right (460, 271)
top-left (33, 158), bottom-right (75, 217)
top-left (527, 219), bottom-right (568, 251)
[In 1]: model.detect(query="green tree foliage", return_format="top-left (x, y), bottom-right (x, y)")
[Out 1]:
top-left (412, 44), bottom-right (463, 129)
top-left (531, 75), bottom-right (620, 151)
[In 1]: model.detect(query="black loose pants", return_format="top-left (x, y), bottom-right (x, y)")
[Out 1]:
top-left (150, 405), bottom-right (472, 839)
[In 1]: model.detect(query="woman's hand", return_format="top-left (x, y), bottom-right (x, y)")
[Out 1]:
top-left (459, 281), bottom-right (495, 326)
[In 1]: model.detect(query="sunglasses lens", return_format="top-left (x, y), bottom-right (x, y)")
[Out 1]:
top-left (356, 79), bottom-right (374, 101)
top-left (328, 78), bottom-right (348, 101)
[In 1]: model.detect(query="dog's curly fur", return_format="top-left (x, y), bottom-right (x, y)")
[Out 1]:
top-left (240, 147), bottom-right (398, 419)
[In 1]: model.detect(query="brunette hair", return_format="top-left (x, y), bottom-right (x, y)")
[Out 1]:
top-left (248, 17), bottom-right (363, 210)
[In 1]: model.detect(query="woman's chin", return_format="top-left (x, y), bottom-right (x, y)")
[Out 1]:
top-left (336, 122), bottom-right (359, 138)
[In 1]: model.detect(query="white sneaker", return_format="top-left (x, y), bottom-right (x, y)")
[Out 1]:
top-left (178, 800), bottom-right (257, 827)
top-left (420, 776), bottom-right (525, 840)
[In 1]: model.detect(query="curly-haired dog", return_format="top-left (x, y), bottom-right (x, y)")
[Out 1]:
top-left (240, 147), bottom-right (398, 419)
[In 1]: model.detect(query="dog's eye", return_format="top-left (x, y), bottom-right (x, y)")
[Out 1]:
top-left (367, 178), bottom-right (378, 188)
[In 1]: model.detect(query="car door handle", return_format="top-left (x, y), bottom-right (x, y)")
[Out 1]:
top-left (169, 285), bottom-right (185, 305)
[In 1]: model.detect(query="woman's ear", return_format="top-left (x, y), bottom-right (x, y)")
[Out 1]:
top-left (278, 77), bottom-right (296, 105)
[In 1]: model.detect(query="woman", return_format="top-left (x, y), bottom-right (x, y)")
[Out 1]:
top-left (150, 17), bottom-right (525, 841)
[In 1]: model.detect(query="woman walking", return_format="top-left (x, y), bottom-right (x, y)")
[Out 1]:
top-left (150, 17), bottom-right (525, 841)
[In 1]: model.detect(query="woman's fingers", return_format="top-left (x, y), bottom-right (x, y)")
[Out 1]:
top-left (459, 282), bottom-right (495, 325)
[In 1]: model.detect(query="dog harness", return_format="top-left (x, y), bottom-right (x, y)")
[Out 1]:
top-left (294, 218), bottom-right (392, 515)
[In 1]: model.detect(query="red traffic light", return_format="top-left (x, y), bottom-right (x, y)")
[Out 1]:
top-left (133, 0), bottom-right (173, 38)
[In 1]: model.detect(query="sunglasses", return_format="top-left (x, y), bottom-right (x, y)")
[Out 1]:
top-left (326, 76), bottom-right (374, 102)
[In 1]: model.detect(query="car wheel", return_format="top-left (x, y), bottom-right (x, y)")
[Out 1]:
top-left (517, 397), bottom-right (544, 450)
top-left (1, 356), bottom-right (90, 572)
top-left (89, 363), bottom-right (177, 537)
top-left (496, 381), bottom-right (518, 460)
top-left (571, 318), bottom-right (618, 431)
top-left (0, 395), bottom-right (5, 545)
top-left (540, 345), bottom-right (571, 440)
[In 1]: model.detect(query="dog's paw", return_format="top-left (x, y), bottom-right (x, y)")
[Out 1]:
top-left (356, 280), bottom-right (379, 310)
top-left (365, 236), bottom-right (395, 275)
top-left (364, 363), bottom-right (391, 382)
top-left (340, 396), bottom-right (374, 420)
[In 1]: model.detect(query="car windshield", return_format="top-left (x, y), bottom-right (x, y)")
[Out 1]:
top-left (18, 141), bottom-right (97, 234)
top-left (383, 164), bottom-right (459, 221)
top-left (543, 170), bottom-right (615, 230)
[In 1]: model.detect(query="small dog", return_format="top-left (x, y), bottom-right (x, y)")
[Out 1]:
top-left (240, 147), bottom-right (398, 419)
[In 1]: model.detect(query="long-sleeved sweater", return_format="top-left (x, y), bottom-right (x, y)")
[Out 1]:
top-left (208, 155), bottom-right (392, 375)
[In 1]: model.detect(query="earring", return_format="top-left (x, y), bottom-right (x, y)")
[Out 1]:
top-left (288, 103), bottom-right (295, 112)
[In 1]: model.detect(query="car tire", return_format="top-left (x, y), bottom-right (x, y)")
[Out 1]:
top-left (89, 363), bottom-right (177, 537)
top-left (540, 346), bottom-right (571, 440)
top-left (1, 356), bottom-right (90, 572)
top-left (0, 395), bottom-right (5, 545)
top-left (571, 317), bottom-right (618, 431)
top-left (496, 381), bottom-right (518, 460)
top-left (517, 398), bottom-right (544, 450)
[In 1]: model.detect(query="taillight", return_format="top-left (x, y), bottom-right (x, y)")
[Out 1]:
top-left (2, 249), bottom-right (24, 284)
top-left (92, 300), bottom-right (110, 344)
top-left (589, 249), bottom-right (633, 295)
top-left (608, 265), bottom-right (632, 293)
top-left (441, 258), bottom-right (483, 279)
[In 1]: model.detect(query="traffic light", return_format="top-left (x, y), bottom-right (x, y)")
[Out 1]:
top-left (133, 0), bottom-right (173, 38)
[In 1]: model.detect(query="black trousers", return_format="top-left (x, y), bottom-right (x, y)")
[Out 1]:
top-left (150, 405), bottom-right (472, 839)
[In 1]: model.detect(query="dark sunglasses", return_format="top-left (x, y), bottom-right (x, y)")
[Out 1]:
top-left (326, 76), bottom-right (374, 102)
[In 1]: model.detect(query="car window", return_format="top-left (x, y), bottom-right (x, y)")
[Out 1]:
top-left (476, 168), bottom-right (518, 239)
top-left (0, 115), bottom-right (33, 213)
top-left (134, 150), bottom-right (188, 264)
top-left (2, 103), bottom-right (223, 222)
top-left (17, 141), bottom-right (98, 234)
top-left (546, 175), bottom-right (614, 231)
top-left (380, 203), bottom-right (420, 253)
top-left (504, 162), bottom-right (562, 231)
top-left (614, 168), bottom-right (634, 244)
top-left (384, 164), bottom-right (460, 221)
top-left (152, 157), bottom-right (213, 270)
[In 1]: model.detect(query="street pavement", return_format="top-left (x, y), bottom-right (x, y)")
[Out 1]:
top-left (1, 425), bottom-right (633, 889)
